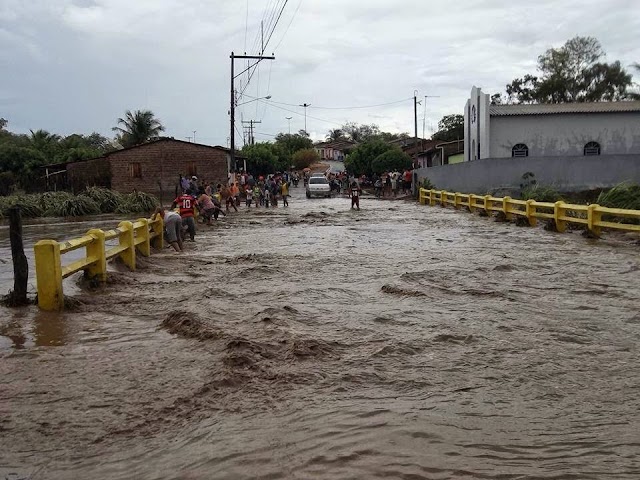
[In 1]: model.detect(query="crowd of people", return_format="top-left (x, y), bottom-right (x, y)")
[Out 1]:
top-left (154, 169), bottom-right (412, 251)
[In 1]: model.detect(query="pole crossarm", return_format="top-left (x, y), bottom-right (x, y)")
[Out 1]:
top-left (230, 52), bottom-right (276, 172)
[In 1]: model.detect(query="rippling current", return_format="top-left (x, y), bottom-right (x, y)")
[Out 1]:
top-left (1, 189), bottom-right (639, 479)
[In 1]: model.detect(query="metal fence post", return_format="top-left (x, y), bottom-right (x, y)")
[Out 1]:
top-left (34, 240), bottom-right (64, 311)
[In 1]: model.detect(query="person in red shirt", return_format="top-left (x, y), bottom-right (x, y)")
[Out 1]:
top-left (172, 190), bottom-right (197, 241)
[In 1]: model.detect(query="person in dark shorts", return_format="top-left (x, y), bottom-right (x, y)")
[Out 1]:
top-left (154, 207), bottom-right (183, 252)
top-left (350, 181), bottom-right (361, 210)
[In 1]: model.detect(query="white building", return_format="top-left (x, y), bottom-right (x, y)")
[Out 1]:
top-left (464, 86), bottom-right (640, 162)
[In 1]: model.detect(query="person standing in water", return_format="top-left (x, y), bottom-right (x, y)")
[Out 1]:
top-left (350, 181), bottom-right (361, 210)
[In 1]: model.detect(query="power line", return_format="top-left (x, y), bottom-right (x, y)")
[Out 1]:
top-left (262, 0), bottom-right (289, 54)
top-left (257, 98), bottom-right (344, 126)
top-left (274, 0), bottom-right (303, 51)
top-left (242, 94), bottom-right (412, 110)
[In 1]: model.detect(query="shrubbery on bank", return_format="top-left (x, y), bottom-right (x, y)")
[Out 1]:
top-left (0, 187), bottom-right (159, 219)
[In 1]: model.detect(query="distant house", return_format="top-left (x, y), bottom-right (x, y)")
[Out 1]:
top-left (314, 140), bottom-right (357, 161)
top-left (417, 139), bottom-right (464, 167)
top-left (465, 86), bottom-right (640, 161)
top-left (43, 138), bottom-right (239, 201)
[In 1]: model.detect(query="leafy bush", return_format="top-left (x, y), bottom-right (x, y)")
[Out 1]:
top-left (45, 195), bottom-right (101, 217)
top-left (596, 183), bottom-right (640, 210)
top-left (81, 186), bottom-right (122, 213)
top-left (421, 177), bottom-right (435, 190)
top-left (0, 194), bottom-right (44, 218)
top-left (521, 184), bottom-right (563, 203)
top-left (292, 148), bottom-right (320, 170)
top-left (115, 191), bottom-right (159, 214)
top-left (38, 191), bottom-right (74, 213)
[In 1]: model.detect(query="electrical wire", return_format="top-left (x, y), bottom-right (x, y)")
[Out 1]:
top-left (257, 98), bottom-right (344, 126)
top-left (273, 0), bottom-right (303, 51)
top-left (242, 94), bottom-right (412, 111)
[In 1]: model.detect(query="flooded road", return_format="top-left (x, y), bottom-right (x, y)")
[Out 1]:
top-left (1, 188), bottom-right (639, 479)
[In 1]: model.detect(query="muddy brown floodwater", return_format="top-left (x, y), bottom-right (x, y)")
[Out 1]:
top-left (1, 189), bottom-right (640, 479)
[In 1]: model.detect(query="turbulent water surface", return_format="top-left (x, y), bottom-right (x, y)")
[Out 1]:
top-left (1, 189), bottom-right (639, 479)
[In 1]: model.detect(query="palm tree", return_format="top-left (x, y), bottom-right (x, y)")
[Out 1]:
top-left (630, 63), bottom-right (640, 100)
top-left (113, 110), bottom-right (165, 148)
top-left (326, 128), bottom-right (345, 142)
top-left (29, 129), bottom-right (61, 159)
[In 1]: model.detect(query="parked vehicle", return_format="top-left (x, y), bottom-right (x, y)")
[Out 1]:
top-left (306, 176), bottom-right (331, 198)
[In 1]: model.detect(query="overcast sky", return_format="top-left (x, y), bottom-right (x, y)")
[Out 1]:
top-left (2, 0), bottom-right (639, 146)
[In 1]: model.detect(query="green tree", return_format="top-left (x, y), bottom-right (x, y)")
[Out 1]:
top-left (29, 129), bottom-right (62, 161)
top-left (292, 148), bottom-right (320, 170)
top-left (242, 142), bottom-right (282, 175)
top-left (0, 118), bottom-right (7, 130)
top-left (505, 36), bottom-right (633, 103)
top-left (326, 128), bottom-right (346, 142)
top-left (344, 139), bottom-right (394, 176)
top-left (113, 109), bottom-right (165, 148)
top-left (341, 122), bottom-right (381, 142)
top-left (432, 114), bottom-right (464, 141)
top-left (371, 148), bottom-right (412, 174)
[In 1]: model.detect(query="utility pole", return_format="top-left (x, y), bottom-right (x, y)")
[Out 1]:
top-left (421, 95), bottom-right (440, 153)
top-left (286, 116), bottom-right (292, 134)
top-left (413, 91), bottom-right (419, 148)
top-left (186, 136), bottom-right (192, 142)
top-left (230, 51), bottom-right (275, 172)
top-left (242, 119), bottom-right (262, 145)
top-left (299, 103), bottom-right (311, 135)
top-left (193, 130), bottom-right (197, 143)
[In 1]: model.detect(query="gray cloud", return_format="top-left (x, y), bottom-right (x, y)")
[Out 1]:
top-left (1, 0), bottom-right (638, 144)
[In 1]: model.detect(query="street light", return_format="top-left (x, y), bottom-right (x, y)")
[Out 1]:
top-left (236, 95), bottom-right (272, 107)
top-left (299, 103), bottom-right (311, 134)
top-left (286, 116), bottom-right (292, 134)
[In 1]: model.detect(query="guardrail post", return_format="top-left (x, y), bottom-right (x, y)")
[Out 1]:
top-left (468, 195), bottom-right (475, 212)
top-left (118, 221), bottom-right (136, 270)
top-left (454, 193), bottom-right (461, 210)
top-left (554, 201), bottom-right (567, 232)
top-left (503, 196), bottom-right (513, 220)
top-left (587, 204), bottom-right (602, 236)
top-left (429, 190), bottom-right (435, 206)
top-left (34, 240), bottom-right (64, 311)
top-left (136, 218), bottom-right (151, 256)
top-left (150, 216), bottom-right (164, 250)
top-left (85, 229), bottom-right (107, 282)
top-left (525, 200), bottom-right (537, 227)
top-left (483, 195), bottom-right (491, 215)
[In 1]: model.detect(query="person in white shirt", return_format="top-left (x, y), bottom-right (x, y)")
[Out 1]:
top-left (154, 207), bottom-right (183, 252)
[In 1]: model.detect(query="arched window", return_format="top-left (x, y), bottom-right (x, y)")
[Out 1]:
top-left (584, 141), bottom-right (601, 156)
top-left (512, 143), bottom-right (528, 157)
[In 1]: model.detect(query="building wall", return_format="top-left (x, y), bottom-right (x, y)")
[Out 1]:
top-left (490, 112), bottom-right (640, 158)
top-left (415, 154), bottom-right (640, 194)
top-left (448, 153), bottom-right (464, 164)
top-left (66, 157), bottom-right (112, 193)
top-left (464, 86), bottom-right (490, 162)
top-left (106, 141), bottom-right (229, 200)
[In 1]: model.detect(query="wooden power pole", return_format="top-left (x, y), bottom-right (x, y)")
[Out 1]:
top-left (230, 52), bottom-right (275, 172)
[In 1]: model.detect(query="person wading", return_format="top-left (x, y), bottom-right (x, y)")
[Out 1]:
top-left (350, 181), bottom-right (362, 210)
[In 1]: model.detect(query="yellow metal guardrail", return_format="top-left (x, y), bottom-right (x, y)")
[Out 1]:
top-left (419, 188), bottom-right (640, 236)
top-left (34, 216), bottom-right (164, 311)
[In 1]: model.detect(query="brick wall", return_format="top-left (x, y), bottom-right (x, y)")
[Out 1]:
top-left (107, 140), bottom-right (229, 201)
top-left (66, 157), bottom-right (112, 193)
